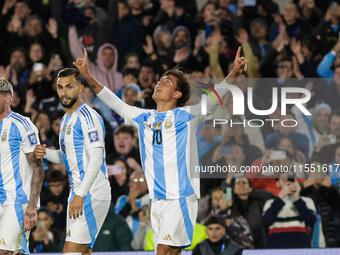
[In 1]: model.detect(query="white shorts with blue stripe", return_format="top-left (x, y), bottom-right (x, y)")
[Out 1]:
top-left (65, 197), bottom-right (110, 248)
top-left (0, 203), bottom-right (30, 254)
top-left (151, 193), bottom-right (198, 251)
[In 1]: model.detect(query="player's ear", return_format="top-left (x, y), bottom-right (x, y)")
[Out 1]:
top-left (173, 91), bottom-right (182, 99)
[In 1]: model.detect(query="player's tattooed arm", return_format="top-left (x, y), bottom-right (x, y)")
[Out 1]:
top-left (23, 151), bottom-right (44, 231)
top-left (26, 151), bottom-right (44, 212)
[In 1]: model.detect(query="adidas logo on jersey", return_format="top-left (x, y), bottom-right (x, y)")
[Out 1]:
top-left (0, 238), bottom-right (6, 245)
top-left (163, 234), bottom-right (172, 241)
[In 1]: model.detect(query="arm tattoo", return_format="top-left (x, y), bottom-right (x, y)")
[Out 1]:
top-left (25, 152), bottom-right (44, 211)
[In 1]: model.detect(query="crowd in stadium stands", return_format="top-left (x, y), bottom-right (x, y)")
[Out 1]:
top-left (2, 0), bottom-right (340, 252)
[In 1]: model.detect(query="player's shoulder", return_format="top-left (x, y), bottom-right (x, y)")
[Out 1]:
top-left (76, 104), bottom-right (103, 127)
top-left (8, 112), bottom-right (36, 132)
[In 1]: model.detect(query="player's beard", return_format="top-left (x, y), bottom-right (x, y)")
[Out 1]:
top-left (60, 95), bottom-right (78, 109)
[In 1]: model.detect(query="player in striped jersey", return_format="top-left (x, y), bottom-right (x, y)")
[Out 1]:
top-left (74, 48), bottom-right (247, 254)
top-left (0, 78), bottom-right (44, 255)
top-left (34, 68), bottom-right (111, 255)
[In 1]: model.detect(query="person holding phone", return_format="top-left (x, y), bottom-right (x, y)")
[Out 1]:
top-left (262, 172), bottom-right (317, 248)
top-left (29, 207), bottom-right (62, 253)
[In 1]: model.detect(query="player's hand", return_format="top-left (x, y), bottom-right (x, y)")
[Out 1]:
top-left (23, 208), bottom-right (37, 232)
top-left (34, 144), bottom-right (47, 159)
top-left (73, 48), bottom-right (89, 75)
top-left (233, 46), bottom-right (247, 74)
top-left (69, 195), bottom-right (84, 219)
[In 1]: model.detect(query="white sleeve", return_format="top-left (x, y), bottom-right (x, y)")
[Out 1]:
top-left (44, 149), bottom-right (64, 165)
top-left (96, 86), bottom-right (131, 118)
top-left (75, 147), bottom-right (103, 197)
top-left (21, 120), bottom-right (40, 154)
top-left (97, 86), bottom-right (150, 127)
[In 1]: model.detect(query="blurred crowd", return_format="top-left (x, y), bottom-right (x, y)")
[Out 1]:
top-left (2, 0), bottom-right (340, 252)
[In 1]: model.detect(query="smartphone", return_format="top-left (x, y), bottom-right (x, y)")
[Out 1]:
top-left (287, 174), bottom-right (295, 183)
top-left (270, 150), bottom-right (286, 160)
top-left (33, 63), bottom-right (43, 73)
top-left (107, 165), bottom-right (122, 176)
top-left (223, 187), bottom-right (232, 201)
top-left (221, 146), bottom-right (233, 154)
top-left (328, 134), bottom-right (336, 144)
top-left (330, 1), bottom-right (338, 8)
top-left (243, 0), bottom-right (256, 6)
top-left (198, 30), bottom-right (206, 45)
top-left (52, 54), bottom-right (60, 60)
top-left (233, 157), bottom-right (240, 168)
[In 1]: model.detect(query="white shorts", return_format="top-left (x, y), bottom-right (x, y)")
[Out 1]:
top-left (0, 203), bottom-right (30, 254)
top-left (65, 197), bottom-right (110, 248)
top-left (151, 193), bottom-right (198, 251)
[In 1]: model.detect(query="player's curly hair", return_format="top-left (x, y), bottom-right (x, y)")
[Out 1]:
top-left (162, 65), bottom-right (190, 107)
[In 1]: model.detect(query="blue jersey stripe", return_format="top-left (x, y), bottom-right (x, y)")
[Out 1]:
top-left (84, 195), bottom-right (98, 248)
top-left (152, 113), bottom-right (167, 199)
top-left (80, 109), bottom-right (92, 129)
top-left (10, 123), bottom-right (28, 204)
top-left (0, 122), bottom-right (6, 204)
top-left (60, 115), bottom-right (75, 200)
top-left (73, 118), bottom-right (85, 181)
top-left (174, 109), bottom-right (194, 198)
top-left (11, 114), bottom-right (29, 131)
top-left (14, 203), bottom-right (29, 254)
top-left (15, 113), bottom-right (31, 131)
top-left (133, 113), bottom-right (151, 175)
top-left (179, 197), bottom-right (194, 244)
top-left (83, 107), bottom-right (95, 128)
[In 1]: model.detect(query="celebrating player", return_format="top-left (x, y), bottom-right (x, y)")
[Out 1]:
top-left (34, 68), bottom-right (111, 255)
top-left (74, 48), bottom-right (247, 255)
top-left (0, 78), bottom-right (44, 255)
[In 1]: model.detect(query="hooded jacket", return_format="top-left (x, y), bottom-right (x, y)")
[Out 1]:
top-left (69, 26), bottom-right (123, 92)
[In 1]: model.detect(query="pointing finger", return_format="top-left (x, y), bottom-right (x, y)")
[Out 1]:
top-left (235, 46), bottom-right (241, 59)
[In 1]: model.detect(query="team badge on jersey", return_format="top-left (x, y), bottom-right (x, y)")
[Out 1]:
top-left (28, 133), bottom-right (38, 145)
top-left (1, 129), bottom-right (7, 142)
top-left (164, 119), bottom-right (173, 129)
top-left (88, 130), bottom-right (99, 143)
top-left (66, 123), bottom-right (73, 135)
top-left (154, 122), bottom-right (162, 130)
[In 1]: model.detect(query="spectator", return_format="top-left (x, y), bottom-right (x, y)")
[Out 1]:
top-left (40, 170), bottom-right (69, 231)
top-left (192, 216), bottom-right (242, 255)
top-left (266, 112), bottom-right (310, 159)
top-left (262, 172), bottom-right (317, 248)
top-left (301, 160), bottom-right (340, 247)
top-left (123, 53), bottom-right (141, 70)
top-left (115, 171), bottom-right (150, 236)
top-left (108, 124), bottom-right (142, 170)
top-left (69, 27), bottom-right (124, 92)
top-left (227, 177), bottom-right (274, 248)
top-left (313, 109), bottom-right (340, 163)
top-left (29, 207), bottom-right (62, 253)
top-left (107, 159), bottom-right (131, 206)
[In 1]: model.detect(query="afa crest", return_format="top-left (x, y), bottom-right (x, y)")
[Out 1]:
top-left (164, 119), bottom-right (173, 129)
top-left (1, 129), bottom-right (7, 142)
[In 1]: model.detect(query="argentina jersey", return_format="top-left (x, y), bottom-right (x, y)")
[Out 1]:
top-left (124, 106), bottom-right (201, 200)
top-left (59, 103), bottom-right (110, 201)
top-left (0, 111), bottom-right (40, 205)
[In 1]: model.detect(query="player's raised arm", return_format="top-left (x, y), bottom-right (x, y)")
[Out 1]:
top-left (225, 46), bottom-right (247, 84)
top-left (73, 48), bottom-right (104, 94)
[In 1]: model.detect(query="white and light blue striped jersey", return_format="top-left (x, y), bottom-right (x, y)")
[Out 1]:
top-left (59, 103), bottom-right (111, 201)
top-left (0, 111), bottom-right (40, 205)
top-left (97, 82), bottom-right (230, 200)
top-left (123, 106), bottom-right (202, 200)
